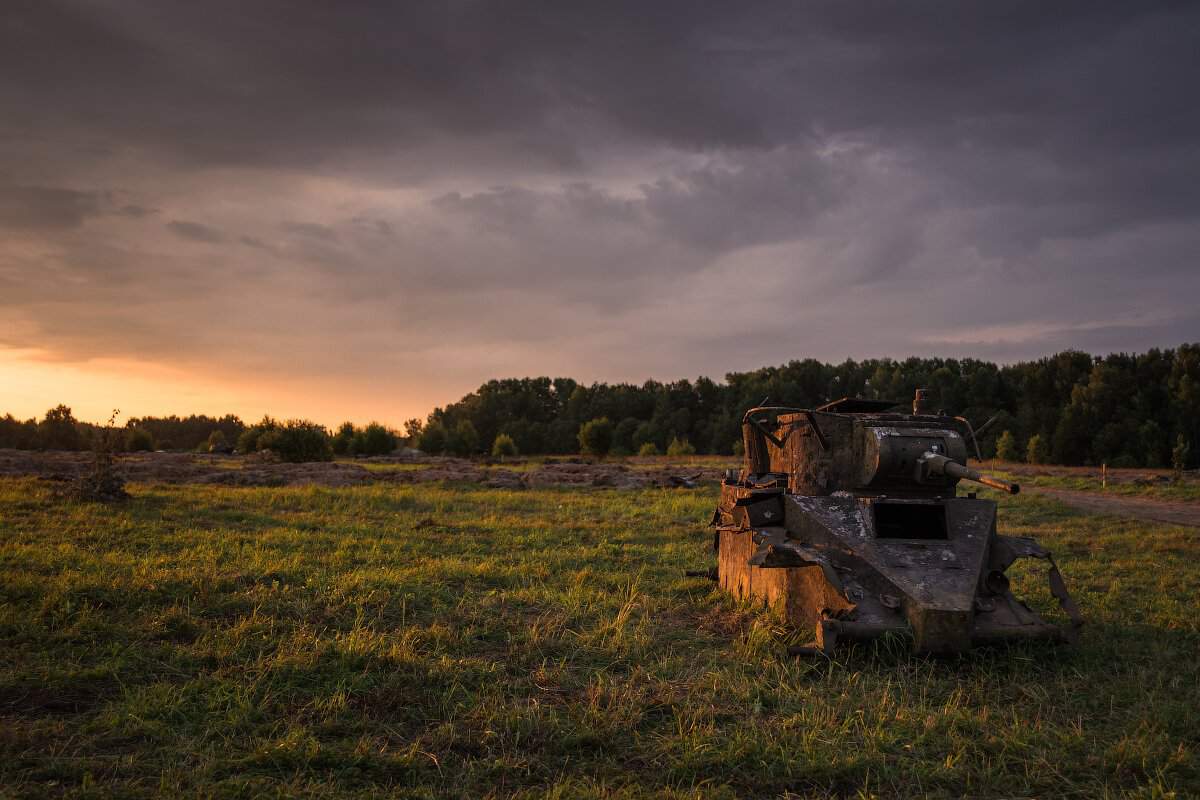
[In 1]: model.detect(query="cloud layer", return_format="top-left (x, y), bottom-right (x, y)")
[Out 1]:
top-left (2, 1), bottom-right (1198, 421)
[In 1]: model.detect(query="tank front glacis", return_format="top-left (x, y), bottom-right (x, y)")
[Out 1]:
top-left (713, 394), bottom-right (1079, 655)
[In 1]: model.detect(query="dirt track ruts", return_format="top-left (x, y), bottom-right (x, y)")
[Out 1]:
top-left (1024, 486), bottom-right (1200, 529)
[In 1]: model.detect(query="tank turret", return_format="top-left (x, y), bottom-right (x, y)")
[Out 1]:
top-left (711, 390), bottom-right (1081, 655)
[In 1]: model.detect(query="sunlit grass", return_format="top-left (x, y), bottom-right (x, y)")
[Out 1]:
top-left (0, 479), bottom-right (1195, 798)
top-left (988, 468), bottom-right (1200, 502)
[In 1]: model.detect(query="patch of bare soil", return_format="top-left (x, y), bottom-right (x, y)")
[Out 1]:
top-left (983, 461), bottom-right (1192, 488)
top-left (1023, 486), bottom-right (1200, 528)
top-left (0, 450), bottom-right (721, 491)
top-left (382, 459), bottom-right (487, 485)
top-left (196, 462), bottom-right (377, 488)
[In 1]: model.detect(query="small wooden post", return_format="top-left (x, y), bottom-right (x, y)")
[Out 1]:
top-left (1102, 462), bottom-right (1107, 489)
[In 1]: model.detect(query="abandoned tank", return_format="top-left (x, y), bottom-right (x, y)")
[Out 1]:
top-left (711, 390), bottom-right (1082, 655)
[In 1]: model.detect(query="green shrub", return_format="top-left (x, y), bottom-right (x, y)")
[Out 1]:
top-left (637, 442), bottom-right (660, 457)
top-left (447, 420), bottom-right (480, 457)
top-left (332, 422), bottom-right (356, 455)
top-left (578, 418), bottom-right (613, 457)
top-left (125, 427), bottom-right (154, 452)
top-left (419, 421), bottom-right (447, 454)
top-left (403, 418), bottom-right (424, 447)
top-left (491, 433), bottom-right (518, 459)
top-left (613, 417), bottom-right (640, 454)
top-left (37, 405), bottom-right (83, 450)
top-left (352, 422), bottom-right (396, 456)
top-left (666, 436), bottom-right (696, 456)
top-left (206, 430), bottom-right (230, 453)
top-left (632, 421), bottom-right (661, 452)
top-left (237, 416), bottom-right (278, 454)
top-left (1026, 434), bottom-right (1048, 465)
top-left (1173, 434), bottom-right (1191, 480)
top-left (995, 430), bottom-right (1018, 462)
top-left (257, 420), bottom-right (333, 463)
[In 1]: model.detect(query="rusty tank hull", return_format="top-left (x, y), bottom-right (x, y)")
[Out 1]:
top-left (711, 394), bottom-right (1081, 655)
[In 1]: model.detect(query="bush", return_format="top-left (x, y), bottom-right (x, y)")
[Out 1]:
top-left (38, 405), bottom-right (83, 450)
top-left (352, 422), bottom-right (397, 456)
top-left (447, 420), bottom-right (479, 457)
top-left (613, 417), bottom-right (640, 454)
top-left (1173, 434), bottom-right (1190, 480)
top-left (403, 418), bottom-right (423, 447)
top-left (257, 420), bottom-right (333, 463)
top-left (666, 436), bottom-right (696, 456)
top-left (578, 418), bottom-right (614, 457)
top-left (206, 430), bottom-right (231, 453)
top-left (632, 421), bottom-right (660, 452)
top-left (1026, 434), bottom-right (1048, 465)
top-left (491, 433), bottom-right (518, 459)
top-left (125, 427), bottom-right (154, 452)
top-left (637, 442), bottom-right (660, 457)
top-left (237, 416), bottom-right (278, 454)
top-left (331, 422), bottom-right (355, 455)
top-left (995, 430), bottom-right (1018, 462)
top-left (419, 421), bottom-right (447, 454)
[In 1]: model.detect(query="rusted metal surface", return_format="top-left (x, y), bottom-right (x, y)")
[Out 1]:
top-left (711, 390), bottom-right (1082, 655)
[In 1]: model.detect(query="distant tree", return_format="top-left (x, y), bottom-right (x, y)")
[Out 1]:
top-left (667, 436), bottom-right (696, 456)
top-left (995, 430), bottom-right (1018, 462)
top-left (125, 427), bottom-right (154, 452)
top-left (632, 420), bottom-right (661, 452)
top-left (1052, 391), bottom-right (1093, 465)
top-left (1138, 421), bottom-right (1167, 468)
top-left (0, 415), bottom-right (38, 449)
top-left (578, 417), bottom-right (614, 457)
top-left (637, 442), bottom-right (660, 457)
top-left (491, 433), bottom-right (518, 459)
top-left (38, 405), bottom-right (83, 450)
top-left (236, 416), bottom-right (278, 454)
top-left (206, 429), bottom-right (230, 453)
top-left (126, 413), bottom-right (244, 452)
top-left (1026, 434), bottom-right (1048, 465)
top-left (612, 417), bottom-right (640, 455)
top-left (447, 420), bottom-right (479, 457)
top-left (419, 421), bottom-right (447, 454)
top-left (257, 420), bottom-right (332, 463)
top-left (332, 422), bottom-right (356, 455)
top-left (732, 439), bottom-right (745, 457)
top-left (353, 422), bottom-right (397, 456)
top-left (403, 418), bottom-right (424, 446)
top-left (1173, 434), bottom-right (1191, 481)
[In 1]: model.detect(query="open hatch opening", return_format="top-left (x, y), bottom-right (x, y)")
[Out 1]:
top-left (873, 502), bottom-right (948, 540)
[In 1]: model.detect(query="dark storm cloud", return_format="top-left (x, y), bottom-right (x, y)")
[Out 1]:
top-left (1, 0), bottom-right (1198, 405)
top-left (165, 220), bottom-right (224, 243)
top-left (0, 185), bottom-right (101, 230)
top-left (280, 221), bottom-right (339, 242)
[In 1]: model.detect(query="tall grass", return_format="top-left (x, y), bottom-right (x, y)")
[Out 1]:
top-left (0, 480), bottom-right (1195, 798)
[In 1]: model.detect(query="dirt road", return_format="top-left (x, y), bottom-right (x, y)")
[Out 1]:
top-left (1024, 486), bottom-right (1200, 528)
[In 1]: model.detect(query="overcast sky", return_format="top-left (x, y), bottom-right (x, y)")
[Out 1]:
top-left (2, 1), bottom-right (1198, 424)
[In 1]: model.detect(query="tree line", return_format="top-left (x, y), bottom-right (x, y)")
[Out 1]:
top-left (415, 345), bottom-right (1199, 468)
top-left (1, 344), bottom-right (1196, 468)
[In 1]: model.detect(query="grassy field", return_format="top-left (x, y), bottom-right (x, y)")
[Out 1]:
top-left (974, 461), bottom-right (1200, 503)
top-left (1, 479), bottom-right (1197, 799)
top-left (994, 471), bottom-right (1200, 503)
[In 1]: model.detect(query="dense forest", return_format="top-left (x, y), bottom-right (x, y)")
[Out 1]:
top-left (1, 345), bottom-right (1197, 468)
top-left (420, 345), bottom-right (1200, 468)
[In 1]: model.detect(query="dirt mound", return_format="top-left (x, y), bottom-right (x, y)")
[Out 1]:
top-left (0, 449), bottom-right (721, 490)
top-left (196, 462), bottom-right (376, 488)
top-left (381, 460), bottom-right (487, 484)
top-left (482, 469), bottom-right (526, 489)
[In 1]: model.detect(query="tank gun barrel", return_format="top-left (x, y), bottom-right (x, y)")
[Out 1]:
top-left (917, 452), bottom-right (1020, 495)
